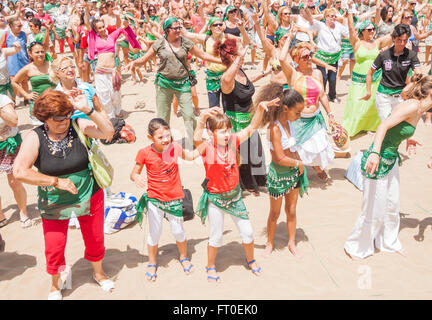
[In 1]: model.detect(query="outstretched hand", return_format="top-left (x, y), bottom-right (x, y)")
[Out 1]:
top-left (69, 88), bottom-right (91, 113)
top-left (406, 138), bottom-right (422, 156)
top-left (259, 97), bottom-right (280, 112)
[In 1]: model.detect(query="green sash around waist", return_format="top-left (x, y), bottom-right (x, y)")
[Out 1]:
top-left (0, 81), bottom-right (14, 97)
top-left (352, 69), bottom-right (382, 84)
top-left (37, 168), bottom-right (94, 220)
top-left (266, 161), bottom-right (309, 198)
top-left (314, 50), bottom-right (341, 65)
top-left (205, 70), bottom-right (224, 92)
top-left (135, 193), bottom-right (183, 226)
top-left (225, 111), bottom-right (251, 133)
top-left (377, 83), bottom-right (402, 95)
top-left (155, 73), bottom-right (192, 92)
top-left (195, 184), bottom-right (248, 224)
top-left (361, 143), bottom-right (400, 180)
top-left (292, 111), bottom-right (326, 146)
top-left (0, 133), bottom-right (22, 155)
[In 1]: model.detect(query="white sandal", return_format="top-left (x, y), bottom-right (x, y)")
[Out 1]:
top-left (93, 274), bottom-right (115, 292)
top-left (20, 218), bottom-right (32, 229)
top-left (47, 290), bottom-right (63, 300)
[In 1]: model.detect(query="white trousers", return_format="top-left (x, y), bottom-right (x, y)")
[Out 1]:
top-left (208, 202), bottom-right (254, 247)
top-left (375, 92), bottom-right (403, 121)
top-left (344, 160), bottom-right (401, 259)
top-left (94, 72), bottom-right (122, 119)
top-left (147, 201), bottom-right (186, 246)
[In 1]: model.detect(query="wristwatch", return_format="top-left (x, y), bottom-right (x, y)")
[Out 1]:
top-left (85, 107), bottom-right (95, 116)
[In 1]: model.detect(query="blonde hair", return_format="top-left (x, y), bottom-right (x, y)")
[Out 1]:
top-left (289, 41), bottom-right (313, 59)
top-left (323, 8), bottom-right (338, 17)
top-left (277, 7), bottom-right (291, 26)
top-left (49, 57), bottom-right (75, 84)
top-left (404, 74), bottom-right (432, 100)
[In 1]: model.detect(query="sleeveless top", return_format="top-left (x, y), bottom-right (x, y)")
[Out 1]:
top-left (268, 120), bottom-right (297, 152)
top-left (30, 74), bottom-right (56, 96)
top-left (6, 31), bottom-right (28, 76)
top-left (293, 75), bottom-right (321, 106)
top-left (222, 70), bottom-right (255, 113)
top-left (224, 25), bottom-right (241, 37)
top-left (205, 35), bottom-right (227, 73)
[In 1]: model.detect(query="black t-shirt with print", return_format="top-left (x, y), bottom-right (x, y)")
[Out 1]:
top-left (372, 46), bottom-right (421, 91)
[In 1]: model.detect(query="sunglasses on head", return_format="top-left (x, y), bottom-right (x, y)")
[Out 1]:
top-left (50, 111), bottom-right (73, 122)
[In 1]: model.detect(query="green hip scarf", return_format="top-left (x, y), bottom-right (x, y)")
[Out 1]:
top-left (135, 193), bottom-right (183, 226)
top-left (266, 161), bottom-right (309, 198)
top-left (128, 50), bottom-right (145, 61)
top-left (352, 69), bottom-right (382, 83)
top-left (314, 50), bottom-right (341, 65)
top-left (55, 27), bottom-right (67, 40)
top-left (0, 81), bottom-right (14, 97)
top-left (225, 111), bottom-right (251, 133)
top-left (341, 39), bottom-right (353, 55)
top-left (292, 111), bottom-right (326, 146)
top-left (118, 40), bottom-right (129, 49)
top-left (155, 73), bottom-right (192, 92)
top-left (37, 168), bottom-right (94, 220)
top-left (195, 184), bottom-right (248, 225)
top-left (205, 70), bottom-right (224, 92)
top-left (361, 144), bottom-right (400, 180)
top-left (0, 133), bottom-right (22, 155)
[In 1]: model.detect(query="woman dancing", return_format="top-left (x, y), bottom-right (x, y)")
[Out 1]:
top-left (280, 41), bottom-right (336, 181)
top-left (342, 12), bottom-right (392, 137)
top-left (344, 74), bottom-right (432, 260)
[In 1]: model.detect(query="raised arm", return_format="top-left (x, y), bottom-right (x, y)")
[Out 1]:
top-left (220, 46), bottom-right (247, 94)
top-left (189, 44), bottom-right (222, 64)
top-left (262, 0), bottom-right (277, 30)
top-left (252, 12), bottom-right (275, 58)
top-left (347, 11), bottom-right (359, 49)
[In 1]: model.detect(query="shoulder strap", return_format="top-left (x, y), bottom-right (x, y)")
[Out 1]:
top-left (166, 37), bottom-right (190, 74)
top-left (72, 119), bottom-right (91, 150)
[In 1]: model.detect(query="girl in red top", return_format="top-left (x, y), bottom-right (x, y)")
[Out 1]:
top-left (194, 101), bottom-right (275, 283)
top-left (130, 118), bottom-right (201, 282)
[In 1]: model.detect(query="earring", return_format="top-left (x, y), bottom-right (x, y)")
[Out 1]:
top-left (44, 123), bottom-right (49, 132)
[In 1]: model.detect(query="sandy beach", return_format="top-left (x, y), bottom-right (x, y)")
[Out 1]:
top-left (0, 49), bottom-right (431, 300)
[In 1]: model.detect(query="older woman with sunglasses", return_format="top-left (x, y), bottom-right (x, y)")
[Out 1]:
top-left (12, 41), bottom-right (56, 125)
top-left (280, 40), bottom-right (336, 181)
top-left (342, 11), bottom-right (392, 137)
top-left (397, 9), bottom-right (432, 55)
top-left (182, 15), bottom-right (249, 108)
top-left (13, 89), bottom-right (114, 300)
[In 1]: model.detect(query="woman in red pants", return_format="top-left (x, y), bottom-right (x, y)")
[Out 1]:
top-left (13, 89), bottom-right (114, 300)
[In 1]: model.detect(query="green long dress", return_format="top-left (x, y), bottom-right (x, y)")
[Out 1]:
top-left (342, 44), bottom-right (382, 137)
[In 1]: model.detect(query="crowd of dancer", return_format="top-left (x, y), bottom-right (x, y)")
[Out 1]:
top-left (0, 0), bottom-right (431, 300)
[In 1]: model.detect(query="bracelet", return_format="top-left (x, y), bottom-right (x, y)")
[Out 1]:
top-left (370, 151), bottom-right (381, 158)
top-left (85, 107), bottom-right (95, 116)
top-left (261, 71), bottom-right (265, 77)
top-left (52, 177), bottom-right (59, 188)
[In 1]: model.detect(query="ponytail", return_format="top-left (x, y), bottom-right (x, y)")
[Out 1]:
top-left (404, 74), bottom-right (432, 100)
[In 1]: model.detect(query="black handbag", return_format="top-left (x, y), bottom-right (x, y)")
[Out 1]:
top-left (182, 187), bottom-right (194, 221)
top-left (167, 38), bottom-right (197, 87)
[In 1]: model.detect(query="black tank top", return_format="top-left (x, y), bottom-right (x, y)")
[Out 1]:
top-left (222, 70), bottom-right (255, 113)
top-left (224, 25), bottom-right (241, 37)
top-left (34, 121), bottom-right (100, 194)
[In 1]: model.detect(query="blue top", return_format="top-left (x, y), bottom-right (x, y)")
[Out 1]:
top-left (6, 31), bottom-right (29, 76)
top-left (55, 79), bottom-right (96, 120)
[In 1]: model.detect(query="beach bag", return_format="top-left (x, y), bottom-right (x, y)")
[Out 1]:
top-left (182, 187), bottom-right (194, 221)
top-left (104, 192), bottom-right (138, 234)
top-left (330, 122), bottom-right (350, 150)
top-left (72, 120), bottom-right (114, 189)
top-left (345, 151), bottom-right (364, 191)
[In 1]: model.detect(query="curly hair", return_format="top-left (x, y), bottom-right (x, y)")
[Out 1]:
top-left (33, 89), bottom-right (75, 122)
top-left (214, 38), bottom-right (238, 66)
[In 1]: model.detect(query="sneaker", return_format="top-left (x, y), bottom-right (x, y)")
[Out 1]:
top-left (330, 98), bottom-right (341, 104)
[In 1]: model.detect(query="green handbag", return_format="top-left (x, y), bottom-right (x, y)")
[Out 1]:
top-left (72, 120), bottom-right (114, 189)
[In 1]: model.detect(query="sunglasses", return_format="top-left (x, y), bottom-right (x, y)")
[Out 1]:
top-left (212, 23), bottom-right (223, 27)
top-left (300, 52), bottom-right (314, 60)
top-left (170, 26), bottom-right (182, 31)
top-left (404, 16), bottom-right (413, 19)
top-left (215, 10), bottom-right (223, 14)
top-left (228, 9), bottom-right (238, 13)
top-left (326, 14), bottom-right (336, 18)
top-left (51, 111), bottom-right (73, 122)
top-left (58, 65), bottom-right (76, 72)
top-left (283, 12), bottom-right (290, 15)
top-left (364, 27), bottom-right (375, 32)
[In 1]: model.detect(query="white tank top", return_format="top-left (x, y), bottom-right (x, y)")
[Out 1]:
top-left (268, 120), bottom-right (297, 152)
top-left (295, 15), bottom-right (311, 42)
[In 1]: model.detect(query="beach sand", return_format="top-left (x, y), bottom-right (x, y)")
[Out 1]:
top-left (0, 50), bottom-right (431, 300)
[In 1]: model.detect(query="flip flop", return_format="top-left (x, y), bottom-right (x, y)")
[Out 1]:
top-left (0, 218), bottom-right (7, 228)
top-left (20, 218), bottom-right (32, 229)
top-left (145, 264), bottom-right (157, 282)
top-left (246, 259), bottom-right (262, 276)
top-left (179, 258), bottom-right (193, 274)
top-left (93, 274), bottom-right (115, 292)
top-left (205, 267), bottom-right (221, 283)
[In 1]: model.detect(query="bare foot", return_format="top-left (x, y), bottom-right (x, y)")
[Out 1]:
top-left (396, 249), bottom-right (407, 258)
top-left (263, 243), bottom-right (273, 258)
top-left (288, 242), bottom-right (303, 258)
top-left (317, 170), bottom-right (329, 182)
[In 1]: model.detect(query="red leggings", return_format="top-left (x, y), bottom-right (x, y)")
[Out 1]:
top-left (58, 38), bottom-right (75, 54)
top-left (42, 188), bottom-right (105, 275)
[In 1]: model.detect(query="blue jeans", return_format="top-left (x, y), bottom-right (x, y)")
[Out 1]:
top-left (208, 90), bottom-right (222, 108)
top-left (317, 62), bottom-right (338, 101)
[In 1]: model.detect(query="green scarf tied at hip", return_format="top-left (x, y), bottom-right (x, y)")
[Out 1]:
top-left (0, 133), bottom-right (22, 155)
top-left (135, 193), bottom-right (183, 226)
top-left (275, 28), bottom-right (289, 46)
